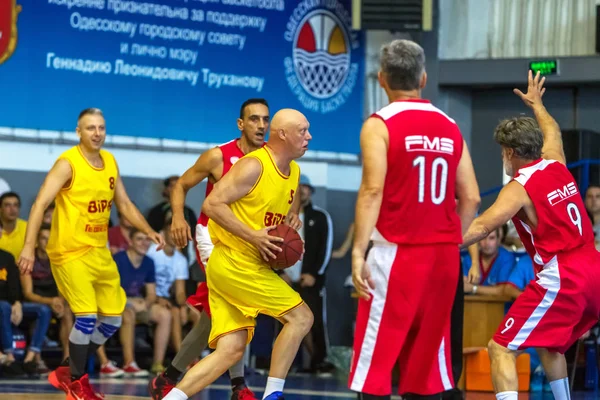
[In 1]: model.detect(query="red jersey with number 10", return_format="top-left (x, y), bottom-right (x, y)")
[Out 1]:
top-left (371, 99), bottom-right (464, 245)
top-left (511, 158), bottom-right (595, 272)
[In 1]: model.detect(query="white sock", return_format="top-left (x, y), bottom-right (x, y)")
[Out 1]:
top-left (262, 377), bottom-right (285, 399)
top-left (549, 377), bottom-right (571, 400)
top-left (495, 391), bottom-right (518, 400)
top-left (228, 358), bottom-right (245, 380)
top-left (163, 388), bottom-right (188, 400)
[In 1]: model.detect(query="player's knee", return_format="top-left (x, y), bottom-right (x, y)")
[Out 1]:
top-left (294, 304), bottom-right (314, 334)
top-left (96, 315), bottom-right (122, 339)
top-left (70, 314), bottom-right (97, 344)
top-left (488, 338), bottom-right (509, 359)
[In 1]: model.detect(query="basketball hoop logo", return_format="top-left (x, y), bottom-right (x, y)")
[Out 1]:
top-left (284, 1), bottom-right (359, 114)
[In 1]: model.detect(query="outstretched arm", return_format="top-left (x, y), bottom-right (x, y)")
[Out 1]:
top-left (514, 70), bottom-right (566, 164)
top-left (18, 159), bottom-right (72, 274)
top-left (170, 148), bottom-right (223, 247)
top-left (462, 181), bottom-right (528, 248)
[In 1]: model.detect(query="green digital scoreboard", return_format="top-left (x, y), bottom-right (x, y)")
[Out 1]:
top-left (529, 60), bottom-right (559, 76)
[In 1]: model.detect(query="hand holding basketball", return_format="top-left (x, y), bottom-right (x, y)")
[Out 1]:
top-left (249, 226), bottom-right (284, 263)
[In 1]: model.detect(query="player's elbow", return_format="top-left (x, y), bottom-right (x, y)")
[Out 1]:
top-left (359, 184), bottom-right (383, 199)
top-left (201, 196), bottom-right (218, 219)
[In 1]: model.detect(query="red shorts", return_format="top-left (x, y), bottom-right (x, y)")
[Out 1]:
top-left (349, 243), bottom-right (459, 396)
top-left (185, 237), bottom-right (211, 316)
top-left (494, 249), bottom-right (600, 353)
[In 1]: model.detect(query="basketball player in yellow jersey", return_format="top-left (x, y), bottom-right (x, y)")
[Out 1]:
top-left (17, 108), bottom-right (164, 400)
top-left (162, 109), bottom-right (314, 400)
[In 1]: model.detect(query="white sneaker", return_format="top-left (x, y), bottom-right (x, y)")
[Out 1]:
top-left (99, 360), bottom-right (125, 378)
top-left (122, 361), bottom-right (149, 378)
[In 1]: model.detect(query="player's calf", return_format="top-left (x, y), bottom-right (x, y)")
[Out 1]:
top-left (487, 339), bottom-right (519, 400)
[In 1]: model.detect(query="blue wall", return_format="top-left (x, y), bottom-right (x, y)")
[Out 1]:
top-left (0, 0), bottom-right (365, 153)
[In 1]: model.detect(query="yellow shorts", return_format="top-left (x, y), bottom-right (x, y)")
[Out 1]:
top-left (206, 245), bottom-right (304, 348)
top-left (51, 247), bottom-right (126, 316)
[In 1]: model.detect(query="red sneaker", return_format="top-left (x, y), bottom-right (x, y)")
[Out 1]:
top-left (148, 373), bottom-right (176, 400)
top-left (66, 375), bottom-right (102, 400)
top-left (231, 387), bottom-right (257, 400)
top-left (48, 365), bottom-right (71, 393)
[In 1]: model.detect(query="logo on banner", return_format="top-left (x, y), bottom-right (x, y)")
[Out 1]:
top-left (0, 0), bottom-right (22, 65)
top-left (284, 1), bottom-right (360, 114)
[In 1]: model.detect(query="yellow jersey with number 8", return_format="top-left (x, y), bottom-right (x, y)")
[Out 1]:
top-left (46, 146), bottom-right (118, 265)
top-left (208, 146), bottom-right (300, 263)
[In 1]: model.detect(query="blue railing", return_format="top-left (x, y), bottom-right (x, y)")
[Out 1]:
top-left (480, 159), bottom-right (600, 199)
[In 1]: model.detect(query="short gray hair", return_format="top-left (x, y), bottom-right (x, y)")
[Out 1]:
top-left (78, 108), bottom-right (103, 122)
top-left (380, 39), bottom-right (426, 91)
top-left (493, 117), bottom-right (543, 160)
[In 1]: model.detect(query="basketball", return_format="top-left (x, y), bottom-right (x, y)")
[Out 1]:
top-left (267, 224), bottom-right (304, 270)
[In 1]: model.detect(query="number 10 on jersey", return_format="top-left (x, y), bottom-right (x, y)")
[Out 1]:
top-left (413, 156), bottom-right (448, 205)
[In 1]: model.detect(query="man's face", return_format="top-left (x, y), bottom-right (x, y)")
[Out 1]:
top-left (37, 229), bottom-right (50, 253)
top-left (0, 196), bottom-right (20, 222)
top-left (479, 230), bottom-right (501, 257)
top-left (131, 232), bottom-right (151, 255)
top-left (163, 225), bottom-right (175, 247)
top-left (299, 184), bottom-right (312, 205)
top-left (77, 114), bottom-right (106, 151)
top-left (585, 187), bottom-right (600, 214)
top-left (239, 103), bottom-right (270, 147)
top-left (286, 117), bottom-right (312, 159)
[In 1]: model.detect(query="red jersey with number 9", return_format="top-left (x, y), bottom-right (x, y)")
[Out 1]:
top-left (511, 158), bottom-right (595, 272)
top-left (370, 99), bottom-right (464, 245)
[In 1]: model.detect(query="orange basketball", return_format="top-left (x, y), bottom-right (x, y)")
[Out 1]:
top-left (267, 224), bottom-right (303, 270)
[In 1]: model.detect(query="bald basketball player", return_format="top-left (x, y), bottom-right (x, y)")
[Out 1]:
top-left (163, 109), bottom-right (314, 400)
top-left (150, 99), bottom-right (302, 400)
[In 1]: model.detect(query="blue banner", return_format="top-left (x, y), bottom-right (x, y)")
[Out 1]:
top-left (0, 0), bottom-right (365, 154)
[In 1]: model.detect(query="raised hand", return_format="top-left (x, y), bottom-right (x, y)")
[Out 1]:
top-left (514, 70), bottom-right (546, 109)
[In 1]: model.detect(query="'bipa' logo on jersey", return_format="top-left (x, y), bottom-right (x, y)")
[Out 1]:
top-left (547, 182), bottom-right (578, 206)
top-left (405, 136), bottom-right (454, 154)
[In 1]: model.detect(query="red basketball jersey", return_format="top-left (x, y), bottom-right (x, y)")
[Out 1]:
top-left (511, 158), bottom-right (595, 272)
top-left (197, 139), bottom-right (245, 226)
top-left (371, 99), bottom-right (464, 245)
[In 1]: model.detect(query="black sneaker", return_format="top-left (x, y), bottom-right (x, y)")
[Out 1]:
top-left (23, 360), bottom-right (41, 378)
top-left (3, 361), bottom-right (26, 378)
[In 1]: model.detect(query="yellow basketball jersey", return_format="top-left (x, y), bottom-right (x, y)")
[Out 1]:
top-left (46, 146), bottom-right (118, 265)
top-left (208, 146), bottom-right (300, 262)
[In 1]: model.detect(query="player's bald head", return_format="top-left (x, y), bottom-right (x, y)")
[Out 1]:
top-left (269, 109), bottom-right (308, 141)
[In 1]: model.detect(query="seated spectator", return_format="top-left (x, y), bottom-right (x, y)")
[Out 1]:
top-left (0, 192), bottom-right (27, 260)
top-left (19, 225), bottom-right (72, 364)
top-left (108, 210), bottom-right (134, 254)
top-left (0, 231), bottom-right (51, 378)
top-left (463, 228), bottom-right (515, 295)
top-left (145, 215), bottom-right (189, 357)
top-left (503, 255), bottom-right (550, 392)
top-left (115, 228), bottom-right (172, 376)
